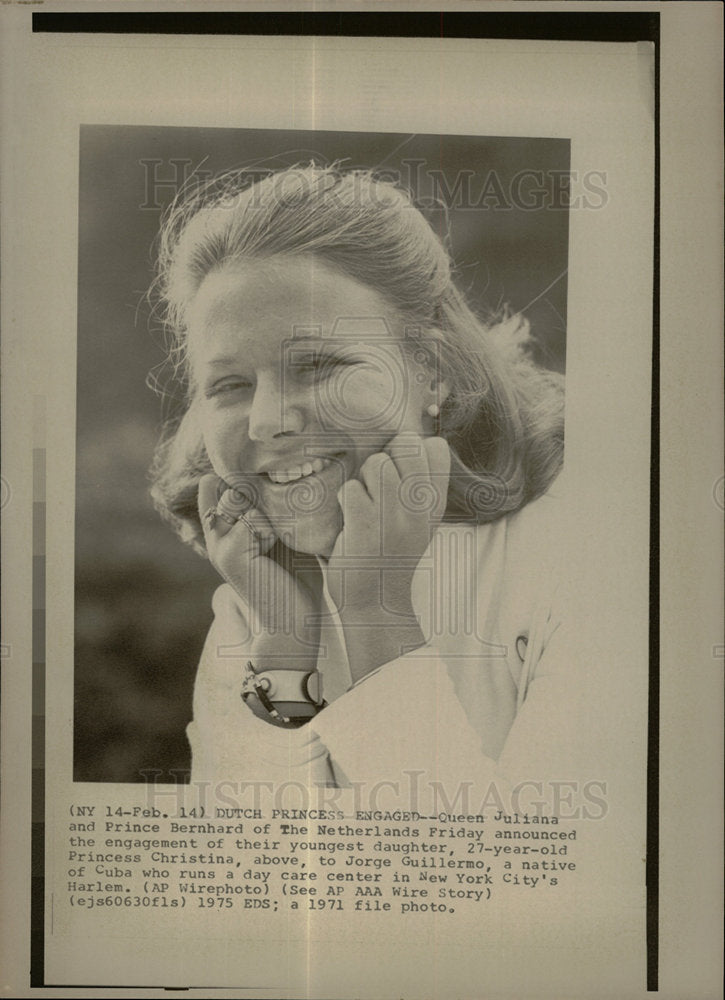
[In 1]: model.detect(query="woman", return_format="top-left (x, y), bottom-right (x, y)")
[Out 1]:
top-left (150, 164), bottom-right (576, 810)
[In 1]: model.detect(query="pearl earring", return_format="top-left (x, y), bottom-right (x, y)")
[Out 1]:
top-left (426, 403), bottom-right (440, 418)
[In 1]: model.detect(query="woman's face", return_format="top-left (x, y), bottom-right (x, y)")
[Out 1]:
top-left (187, 256), bottom-right (438, 557)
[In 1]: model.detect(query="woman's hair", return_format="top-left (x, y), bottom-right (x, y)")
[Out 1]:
top-left (149, 163), bottom-right (565, 555)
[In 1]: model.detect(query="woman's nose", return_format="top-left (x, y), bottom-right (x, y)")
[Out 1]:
top-left (246, 374), bottom-right (305, 441)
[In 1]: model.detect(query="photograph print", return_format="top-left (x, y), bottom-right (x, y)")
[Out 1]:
top-left (74, 126), bottom-right (581, 812)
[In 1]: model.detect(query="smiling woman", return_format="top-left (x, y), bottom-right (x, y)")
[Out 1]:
top-left (148, 163), bottom-right (574, 808)
top-left (187, 256), bottom-right (441, 557)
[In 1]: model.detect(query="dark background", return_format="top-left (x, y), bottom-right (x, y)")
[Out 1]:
top-left (74, 126), bottom-right (569, 782)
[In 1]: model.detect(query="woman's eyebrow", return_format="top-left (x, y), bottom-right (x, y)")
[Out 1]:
top-left (205, 355), bottom-right (239, 368)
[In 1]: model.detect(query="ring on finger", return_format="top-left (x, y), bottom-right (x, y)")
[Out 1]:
top-left (215, 509), bottom-right (239, 526)
top-left (203, 505), bottom-right (237, 528)
top-left (236, 512), bottom-right (259, 536)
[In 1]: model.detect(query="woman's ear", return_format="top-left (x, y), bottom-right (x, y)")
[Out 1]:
top-left (431, 378), bottom-right (451, 407)
top-left (424, 379), bottom-right (451, 424)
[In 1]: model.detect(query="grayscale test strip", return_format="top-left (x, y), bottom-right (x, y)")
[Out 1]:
top-left (31, 396), bottom-right (46, 985)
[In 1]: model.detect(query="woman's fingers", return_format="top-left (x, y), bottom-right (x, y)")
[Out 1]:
top-left (358, 451), bottom-right (392, 503)
top-left (198, 473), bottom-right (276, 553)
top-left (198, 473), bottom-right (223, 512)
top-left (385, 431), bottom-right (429, 481)
top-left (423, 435), bottom-right (452, 479)
top-left (337, 477), bottom-right (370, 519)
top-left (229, 505), bottom-right (277, 554)
top-left (385, 433), bottom-right (450, 519)
top-left (354, 434), bottom-right (451, 518)
top-left (196, 477), bottom-right (321, 644)
top-left (422, 436), bottom-right (451, 514)
top-left (198, 473), bottom-right (232, 537)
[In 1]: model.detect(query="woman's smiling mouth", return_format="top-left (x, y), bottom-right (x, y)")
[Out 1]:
top-left (266, 456), bottom-right (334, 484)
top-left (258, 451), bottom-right (351, 490)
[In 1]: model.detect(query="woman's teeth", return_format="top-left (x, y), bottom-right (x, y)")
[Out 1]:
top-left (267, 457), bottom-right (333, 484)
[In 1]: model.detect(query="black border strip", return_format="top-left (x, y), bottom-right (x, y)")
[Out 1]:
top-left (29, 9), bottom-right (660, 992)
top-left (647, 19), bottom-right (661, 994)
top-left (33, 10), bottom-right (658, 42)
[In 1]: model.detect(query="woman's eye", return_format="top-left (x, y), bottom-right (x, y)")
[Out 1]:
top-left (205, 378), bottom-right (253, 398)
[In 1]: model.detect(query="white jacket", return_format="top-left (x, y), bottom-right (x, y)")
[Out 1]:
top-left (187, 478), bottom-right (588, 812)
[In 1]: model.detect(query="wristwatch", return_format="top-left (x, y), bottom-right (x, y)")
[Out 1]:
top-left (241, 660), bottom-right (325, 727)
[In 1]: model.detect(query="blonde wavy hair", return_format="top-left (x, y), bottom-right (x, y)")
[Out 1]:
top-left (149, 164), bottom-right (565, 555)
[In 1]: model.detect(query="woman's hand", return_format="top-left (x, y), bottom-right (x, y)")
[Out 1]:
top-left (198, 475), bottom-right (320, 680)
top-left (326, 434), bottom-right (451, 683)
